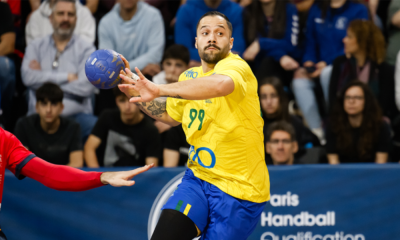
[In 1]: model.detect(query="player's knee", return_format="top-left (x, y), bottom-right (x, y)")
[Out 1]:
top-left (151, 209), bottom-right (198, 240)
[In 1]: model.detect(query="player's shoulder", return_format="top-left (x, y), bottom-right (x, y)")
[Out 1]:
top-left (216, 53), bottom-right (249, 69)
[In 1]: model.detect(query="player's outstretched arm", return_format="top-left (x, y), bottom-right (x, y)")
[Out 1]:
top-left (21, 157), bottom-right (154, 191)
top-left (119, 68), bottom-right (235, 102)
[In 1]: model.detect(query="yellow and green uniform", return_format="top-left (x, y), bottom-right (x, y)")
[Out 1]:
top-left (166, 52), bottom-right (270, 203)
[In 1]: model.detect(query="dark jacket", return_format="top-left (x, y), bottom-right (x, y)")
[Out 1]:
top-left (329, 55), bottom-right (398, 120)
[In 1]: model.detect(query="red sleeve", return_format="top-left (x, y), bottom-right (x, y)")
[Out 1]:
top-left (21, 157), bottom-right (104, 191)
top-left (4, 130), bottom-right (35, 180)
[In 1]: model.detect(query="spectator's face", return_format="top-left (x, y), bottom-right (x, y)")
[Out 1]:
top-left (120, 0), bottom-right (138, 11)
top-left (260, 84), bottom-right (279, 116)
top-left (343, 29), bottom-right (360, 55)
top-left (50, 1), bottom-right (77, 38)
top-left (116, 95), bottom-right (140, 119)
top-left (36, 100), bottom-right (64, 124)
top-left (163, 58), bottom-right (189, 84)
top-left (266, 130), bottom-right (298, 165)
top-left (344, 86), bottom-right (365, 116)
top-left (196, 16), bottom-right (233, 64)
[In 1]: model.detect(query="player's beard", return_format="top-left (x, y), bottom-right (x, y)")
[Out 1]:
top-left (199, 44), bottom-right (230, 64)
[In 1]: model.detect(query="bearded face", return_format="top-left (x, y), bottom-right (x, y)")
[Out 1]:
top-left (198, 43), bottom-right (231, 64)
top-left (196, 15), bottom-right (233, 65)
top-left (50, 1), bottom-right (77, 39)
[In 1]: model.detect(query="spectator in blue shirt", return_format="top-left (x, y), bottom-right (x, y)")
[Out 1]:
top-left (242, 0), bottom-right (313, 87)
top-left (174, 0), bottom-right (246, 68)
top-left (291, 0), bottom-right (369, 143)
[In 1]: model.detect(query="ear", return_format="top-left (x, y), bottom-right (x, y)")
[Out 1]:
top-left (35, 102), bottom-right (40, 113)
top-left (292, 141), bottom-right (299, 154)
top-left (195, 37), bottom-right (198, 49)
top-left (266, 142), bottom-right (271, 154)
top-left (60, 103), bottom-right (64, 111)
top-left (229, 37), bottom-right (234, 50)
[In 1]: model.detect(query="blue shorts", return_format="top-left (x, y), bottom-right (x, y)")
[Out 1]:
top-left (162, 169), bottom-right (266, 240)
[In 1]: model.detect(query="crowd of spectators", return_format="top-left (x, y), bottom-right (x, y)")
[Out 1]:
top-left (1, 0), bottom-right (400, 168)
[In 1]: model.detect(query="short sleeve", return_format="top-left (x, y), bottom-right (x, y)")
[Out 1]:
top-left (4, 130), bottom-right (36, 180)
top-left (214, 55), bottom-right (248, 102)
top-left (166, 74), bottom-right (188, 123)
top-left (376, 122), bottom-right (391, 153)
top-left (69, 123), bottom-right (83, 152)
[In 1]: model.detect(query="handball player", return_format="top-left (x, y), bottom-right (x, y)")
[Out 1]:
top-left (118, 11), bottom-right (270, 240)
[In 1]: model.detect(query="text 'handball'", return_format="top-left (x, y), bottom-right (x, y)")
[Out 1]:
top-left (85, 49), bottom-right (126, 89)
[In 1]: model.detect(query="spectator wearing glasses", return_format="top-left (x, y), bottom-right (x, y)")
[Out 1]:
top-left (21, 0), bottom-right (97, 140)
top-left (326, 81), bottom-right (391, 164)
top-left (329, 20), bottom-right (397, 120)
top-left (259, 77), bottom-right (320, 152)
top-left (265, 121), bottom-right (299, 165)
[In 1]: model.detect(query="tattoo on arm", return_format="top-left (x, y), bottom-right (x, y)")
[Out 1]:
top-left (134, 98), bottom-right (167, 119)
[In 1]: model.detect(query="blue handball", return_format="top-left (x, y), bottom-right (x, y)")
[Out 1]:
top-left (85, 49), bottom-right (126, 89)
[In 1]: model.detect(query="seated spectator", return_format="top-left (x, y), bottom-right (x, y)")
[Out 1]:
top-left (98, 0), bottom-right (164, 77)
top-left (14, 83), bottom-right (83, 167)
top-left (26, 0), bottom-right (95, 45)
top-left (329, 20), bottom-right (397, 120)
top-left (152, 44), bottom-right (190, 134)
top-left (21, 0), bottom-right (97, 140)
top-left (0, 2), bottom-right (16, 131)
top-left (326, 81), bottom-right (391, 164)
top-left (163, 125), bottom-right (190, 167)
top-left (84, 87), bottom-right (161, 167)
top-left (153, 44), bottom-right (190, 85)
top-left (242, 0), bottom-right (300, 86)
top-left (386, 0), bottom-right (400, 65)
top-left (259, 77), bottom-right (320, 149)
top-left (292, 0), bottom-right (369, 140)
top-left (174, 0), bottom-right (245, 67)
top-left (265, 121), bottom-right (299, 165)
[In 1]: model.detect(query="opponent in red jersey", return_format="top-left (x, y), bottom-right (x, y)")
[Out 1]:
top-left (0, 127), bottom-right (154, 239)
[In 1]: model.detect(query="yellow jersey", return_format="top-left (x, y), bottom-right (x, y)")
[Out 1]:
top-left (166, 52), bottom-right (270, 203)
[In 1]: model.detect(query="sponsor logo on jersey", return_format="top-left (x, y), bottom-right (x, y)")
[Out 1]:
top-left (184, 70), bottom-right (198, 79)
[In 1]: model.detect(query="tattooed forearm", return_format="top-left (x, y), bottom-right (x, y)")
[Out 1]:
top-left (134, 98), bottom-right (167, 119)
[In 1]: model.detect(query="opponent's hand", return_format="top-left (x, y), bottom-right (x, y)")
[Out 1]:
top-left (100, 163), bottom-right (154, 187)
top-left (119, 67), bottom-right (160, 103)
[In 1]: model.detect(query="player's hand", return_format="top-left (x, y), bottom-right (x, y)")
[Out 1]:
top-left (100, 163), bottom-right (154, 187)
top-left (243, 40), bottom-right (260, 61)
top-left (119, 67), bottom-right (160, 103)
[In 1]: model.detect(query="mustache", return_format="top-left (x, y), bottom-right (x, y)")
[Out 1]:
top-left (59, 22), bottom-right (71, 27)
top-left (204, 44), bottom-right (220, 51)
